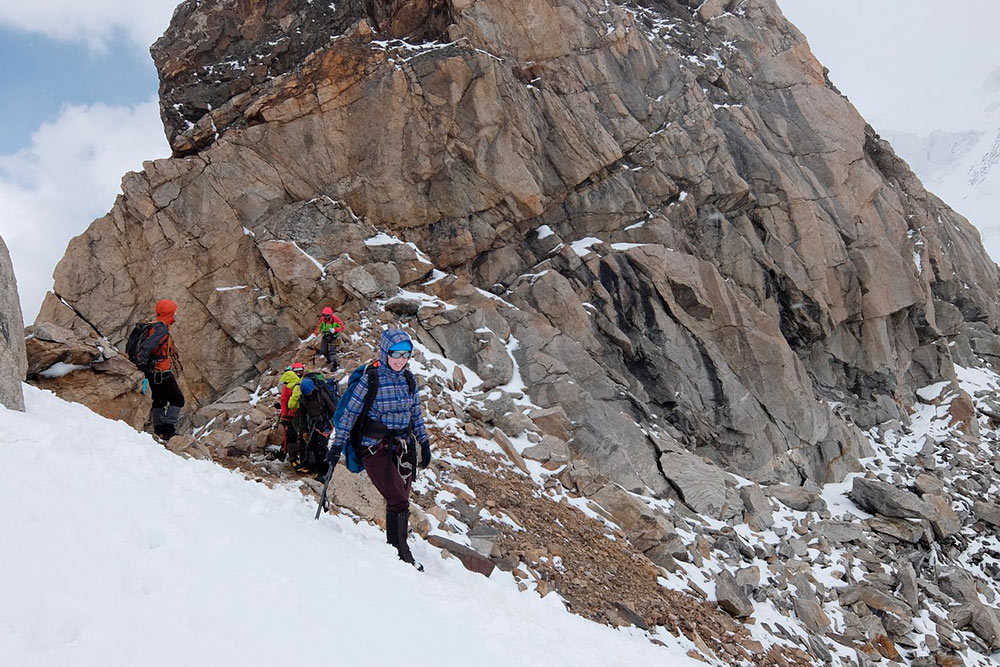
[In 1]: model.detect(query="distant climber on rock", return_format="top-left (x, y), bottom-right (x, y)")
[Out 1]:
top-left (289, 370), bottom-right (338, 477)
top-left (328, 329), bottom-right (431, 570)
top-left (313, 306), bottom-right (344, 372)
top-left (278, 362), bottom-right (305, 462)
top-left (131, 299), bottom-right (185, 440)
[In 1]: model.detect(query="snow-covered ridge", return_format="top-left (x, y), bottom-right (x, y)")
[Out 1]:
top-left (0, 385), bottom-right (699, 667)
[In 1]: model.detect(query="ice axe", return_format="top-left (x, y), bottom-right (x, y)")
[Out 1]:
top-left (315, 461), bottom-right (335, 520)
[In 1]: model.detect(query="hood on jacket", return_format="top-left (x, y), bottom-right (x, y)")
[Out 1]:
top-left (321, 306), bottom-right (334, 317)
top-left (280, 370), bottom-right (302, 387)
top-left (155, 299), bottom-right (177, 326)
top-left (379, 329), bottom-right (412, 369)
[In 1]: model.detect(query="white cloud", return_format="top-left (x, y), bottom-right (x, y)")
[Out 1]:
top-left (0, 0), bottom-right (180, 51)
top-left (0, 100), bottom-right (169, 323)
top-left (778, 0), bottom-right (1000, 134)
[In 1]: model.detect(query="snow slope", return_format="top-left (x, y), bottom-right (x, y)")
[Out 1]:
top-left (0, 386), bottom-right (700, 667)
top-left (885, 111), bottom-right (1000, 259)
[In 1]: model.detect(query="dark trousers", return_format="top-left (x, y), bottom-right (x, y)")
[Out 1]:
top-left (146, 371), bottom-right (184, 437)
top-left (320, 333), bottom-right (337, 369)
top-left (303, 428), bottom-right (329, 472)
top-left (282, 424), bottom-right (299, 459)
top-left (293, 421), bottom-right (330, 473)
top-left (363, 445), bottom-right (412, 512)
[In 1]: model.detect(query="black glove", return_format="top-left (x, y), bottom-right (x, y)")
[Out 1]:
top-left (272, 401), bottom-right (281, 410)
top-left (325, 445), bottom-right (341, 467)
top-left (420, 440), bottom-right (431, 468)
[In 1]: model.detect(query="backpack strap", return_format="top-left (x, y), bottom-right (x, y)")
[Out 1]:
top-left (137, 322), bottom-right (169, 371)
top-left (350, 364), bottom-right (381, 448)
top-left (404, 369), bottom-right (416, 395)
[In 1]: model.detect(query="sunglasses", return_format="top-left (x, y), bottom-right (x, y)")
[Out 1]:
top-left (388, 350), bottom-right (412, 359)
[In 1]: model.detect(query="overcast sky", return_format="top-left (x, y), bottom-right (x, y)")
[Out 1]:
top-left (778, 1), bottom-right (1000, 134)
top-left (0, 1), bottom-right (176, 323)
top-left (0, 1), bottom-right (997, 323)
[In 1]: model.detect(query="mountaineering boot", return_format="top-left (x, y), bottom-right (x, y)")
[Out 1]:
top-left (150, 406), bottom-right (171, 438)
top-left (390, 509), bottom-right (423, 571)
top-left (161, 405), bottom-right (180, 438)
top-left (386, 509), bottom-right (400, 548)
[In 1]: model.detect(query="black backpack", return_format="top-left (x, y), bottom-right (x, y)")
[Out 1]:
top-left (298, 372), bottom-right (339, 470)
top-left (300, 372), bottom-right (339, 424)
top-left (125, 322), bottom-right (168, 372)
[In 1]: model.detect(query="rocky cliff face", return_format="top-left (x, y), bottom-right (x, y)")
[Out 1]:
top-left (35, 0), bottom-right (1000, 490)
top-left (0, 234), bottom-right (26, 411)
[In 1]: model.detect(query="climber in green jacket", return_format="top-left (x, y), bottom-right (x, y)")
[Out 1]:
top-left (313, 306), bottom-right (345, 372)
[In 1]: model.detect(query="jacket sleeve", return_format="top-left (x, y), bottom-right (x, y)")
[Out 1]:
top-left (137, 323), bottom-right (168, 370)
top-left (331, 372), bottom-right (369, 453)
top-left (333, 315), bottom-right (345, 333)
top-left (410, 381), bottom-right (430, 446)
top-left (288, 384), bottom-right (302, 411)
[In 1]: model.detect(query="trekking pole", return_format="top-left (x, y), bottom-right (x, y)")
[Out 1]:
top-left (315, 460), bottom-right (335, 520)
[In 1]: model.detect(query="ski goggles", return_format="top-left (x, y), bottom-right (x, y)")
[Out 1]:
top-left (388, 350), bottom-right (411, 359)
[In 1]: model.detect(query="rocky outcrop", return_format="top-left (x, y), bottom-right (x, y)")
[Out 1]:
top-left (0, 234), bottom-right (26, 411)
top-left (24, 322), bottom-right (149, 429)
top-left (33, 0), bottom-right (1000, 494)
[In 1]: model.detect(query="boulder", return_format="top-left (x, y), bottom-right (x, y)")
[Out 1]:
top-left (764, 484), bottom-right (826, 513)
top-left (968, 604), bottom-right (1000, 650)
top-left (659, 450), bottom-right (737, 519)
top-left (973, 500), bottom-right (1000, 527)
top-left (739, 483), bottom-right (774, 531)
top-left (793, 598), bottom-right (831, 635)
top-left (865, 516), bottom-right (925, 544)
top-left (32, 356), bottom-right (149, 430)
top-left (0, 235), bottom-right (26, 411)
top-left (914, 473), bottom-right (945, 497)
top-left (492, 429), bottom-right (529, 474)
top-left (849, 478), bottom-right (932, 519)
top-left (528, 406), bottom-right (573, 441)
top-left (714, 571), bottom-right (753, 618)
top-left (467, 523), bottom-right (502, 557)
top-left (521, 435), bottom-right (570, 463)
top-left (426, 535), bottom-right (495, 578)
top-left (588, 483), bottom-right (678, 554)
top-left (330, 466), bottom-right (385, 523)
top-left (923, 495), bottom-right (961, 540)
top-left (258, 240), bottom-right (323, 284)
top-left (813, 520), bottom-right (865, 543)
top-left (838, 586), bottom-right (913, 635)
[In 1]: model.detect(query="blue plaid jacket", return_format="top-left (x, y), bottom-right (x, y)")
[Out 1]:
top-left (331, 329), bottom-right (429, 455)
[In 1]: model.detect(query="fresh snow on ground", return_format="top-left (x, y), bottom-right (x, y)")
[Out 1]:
top-left (37, 362), bottom-right (88, 379)
top-left (0, 386), bottom-right (700, 667)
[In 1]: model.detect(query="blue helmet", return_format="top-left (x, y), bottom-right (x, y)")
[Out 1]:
top-left (300, 377), bottom-right (316, 394)
top-left (388, 340), bottom-right (413, 353)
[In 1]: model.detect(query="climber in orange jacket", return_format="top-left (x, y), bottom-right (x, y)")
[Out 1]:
top-left (145, 299), bottom-right (185, 439)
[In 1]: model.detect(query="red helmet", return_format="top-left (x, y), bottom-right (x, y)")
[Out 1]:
top-left (321, 307), bottom-right (334, 317)
top-left (291, 362), bottom-right (305, 374)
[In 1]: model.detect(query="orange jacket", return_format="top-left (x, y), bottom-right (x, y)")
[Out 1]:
top-left (153, 300), bottom-right (177, 372)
